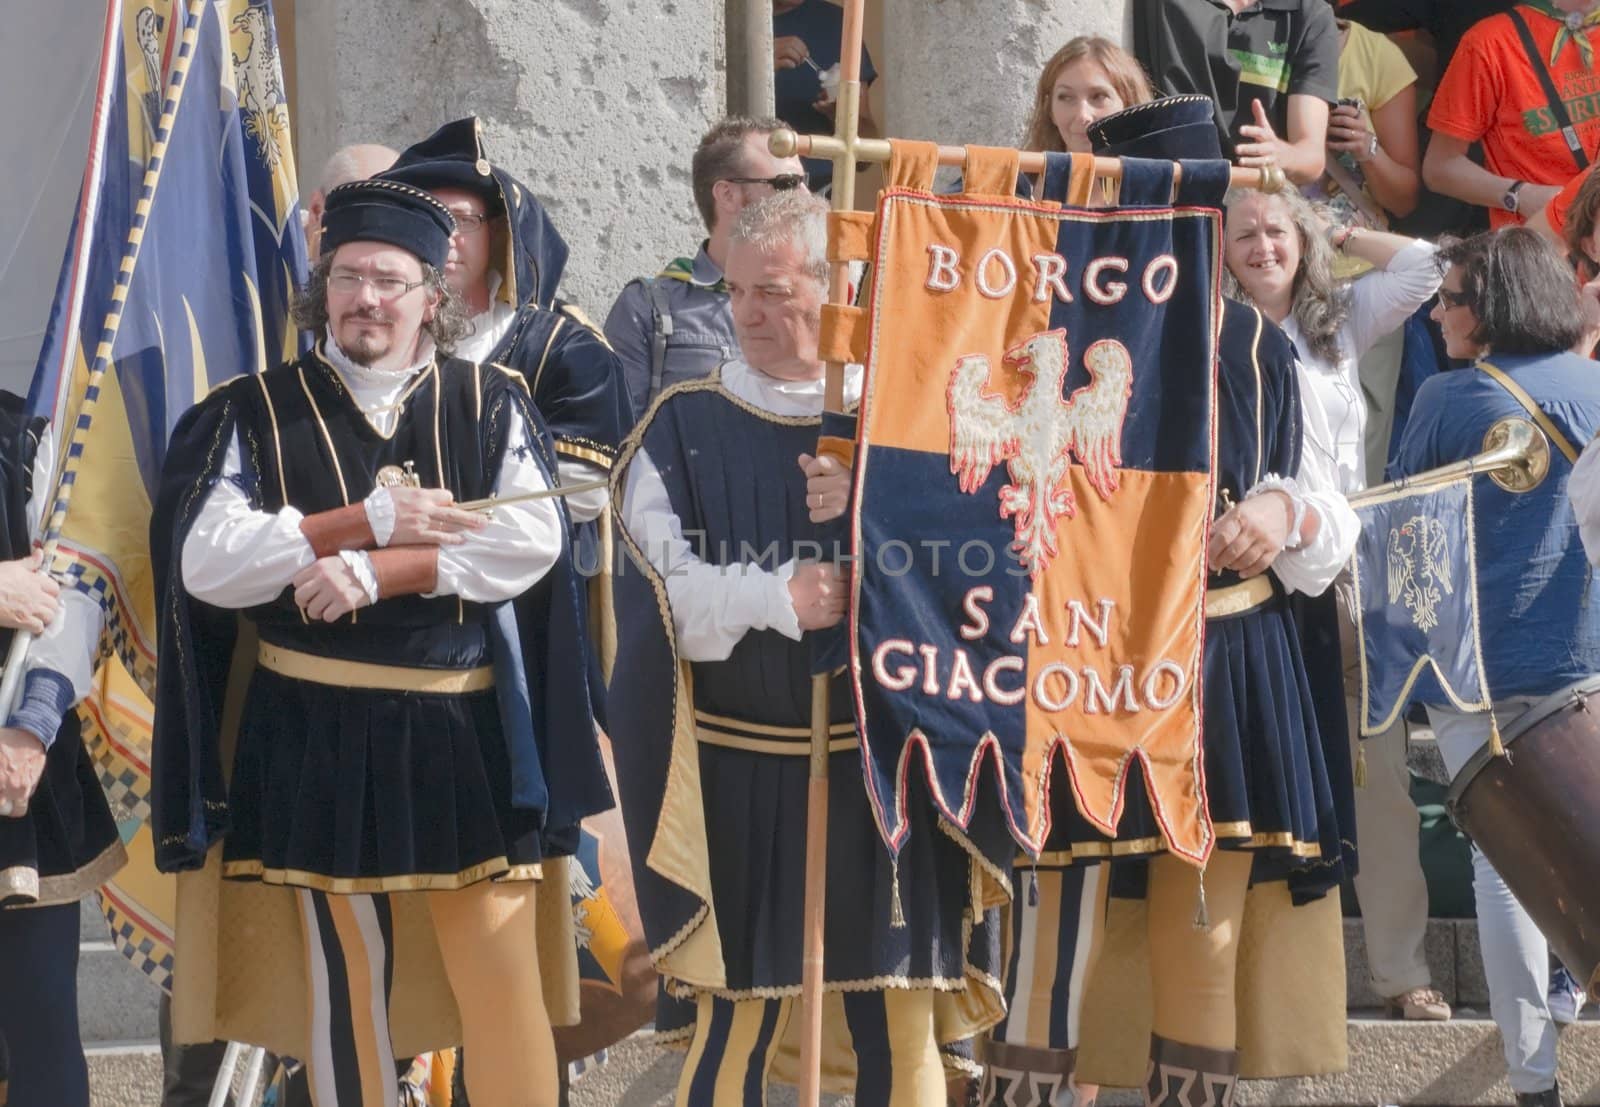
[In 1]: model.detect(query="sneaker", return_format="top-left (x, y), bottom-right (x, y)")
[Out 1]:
top-left (1549, 965), bottom-right (1586, 1027)
top-left (1384, 986), bottom-right (1452, 1021)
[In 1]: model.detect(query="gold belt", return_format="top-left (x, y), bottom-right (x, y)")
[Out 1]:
top-left (257, 641), bottom-right (495, 694)
top-left (694, 709), bottom-right (856, 756)
top-left (1204, 575), bottom-right (1275, 620)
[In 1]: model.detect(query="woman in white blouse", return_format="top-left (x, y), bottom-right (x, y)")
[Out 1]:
top-left (1223, 184), bottom-right (1448, 1024)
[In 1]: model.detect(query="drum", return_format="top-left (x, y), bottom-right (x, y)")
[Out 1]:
top-left (1447, 676), bottom-right (1600, 1001)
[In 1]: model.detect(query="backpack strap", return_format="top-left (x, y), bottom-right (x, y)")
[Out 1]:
top-left (1507, 9), bottom-right (1591, 173)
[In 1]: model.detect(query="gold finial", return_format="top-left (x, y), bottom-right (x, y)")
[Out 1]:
top-left (769, 127), bottom-right (800, 159)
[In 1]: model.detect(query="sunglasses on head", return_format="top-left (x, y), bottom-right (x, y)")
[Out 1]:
top-left (723, 174), bottom-right (808, 192)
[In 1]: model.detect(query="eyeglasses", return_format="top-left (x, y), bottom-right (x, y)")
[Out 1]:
top-left (328, 272), bottom-right (428, 298)
top-left (1436, 287), bottom-right (1471, 310)
top-left (722, 174), bottom-right (808, 192)
top-left (448, 211), bottom-right (489, 233)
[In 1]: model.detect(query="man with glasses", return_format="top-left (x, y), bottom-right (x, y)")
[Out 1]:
top-left (151, 177), bottom-right (611, 1107)
top-left (604, 117), bottom-right (807, 421)
top-left (382, 118), bottom-right (631, 526)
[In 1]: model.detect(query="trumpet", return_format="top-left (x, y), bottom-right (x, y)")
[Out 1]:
top-left (1347, 416), bottom-right (1550, 508)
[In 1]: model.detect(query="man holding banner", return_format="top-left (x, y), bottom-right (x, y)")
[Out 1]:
top-left (1365, 226), bottom-right (1600, 1107)
top-left (610, 188), bottom-right (1010, 1106)
top-left (0, 412), bottom-right (121, 1107)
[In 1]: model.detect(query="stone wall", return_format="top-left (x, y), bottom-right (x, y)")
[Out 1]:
top-left (293, 0), bottom-right (727, 315)
top-left (291, 0), bottom-right (1132, 315)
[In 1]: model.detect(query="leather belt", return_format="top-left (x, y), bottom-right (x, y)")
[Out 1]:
top-left (257, 641), bottom-right (494, 694)
top-left (1204, 574), bottom-right (1275, 620)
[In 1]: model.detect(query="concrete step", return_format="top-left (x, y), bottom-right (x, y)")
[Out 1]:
top-left (569, 1017), bottom-right (1600, 1107)
top-left (86, 1041), bottom-right (161, 1107)
top-left (81, 895), bottom-right (110, 942)
top-left (78, 939), bottom-right (160, 1044)
top-left (1343, 917), bottom-right (1493, 1010)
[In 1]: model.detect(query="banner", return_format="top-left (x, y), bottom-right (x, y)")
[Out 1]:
top-left (28, 0), bottom-right (306, 989)
top-left (1351, 477), bottom-right (1491, 735)
top-left (846, 146), bottom-right (1223, 863)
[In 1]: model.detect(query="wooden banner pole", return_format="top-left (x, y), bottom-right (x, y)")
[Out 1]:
top-left (797, 0), bottom-right (866, 1104)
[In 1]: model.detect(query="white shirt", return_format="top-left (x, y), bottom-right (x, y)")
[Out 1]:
top-left (622, 359), bottom-right (863, 662)
top-left (1270, 373), bottom-right (1362, 597)
top-left (180, 336), bottom-right (564, 609)
top-left (1279, 238), bottom-right (1441, 496)
top-left (454, 272), bottom-right (609, 524)
top-left (17, 423), bottom-right (104, 717)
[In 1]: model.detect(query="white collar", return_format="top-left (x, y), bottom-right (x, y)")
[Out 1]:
top-left (321, 329), bottom-right (435, 390)
top-left (720, 357), bottom-right (864, 416)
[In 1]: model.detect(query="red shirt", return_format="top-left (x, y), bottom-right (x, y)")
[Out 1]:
top-left (1428, 5), bottom-right (1600, 227)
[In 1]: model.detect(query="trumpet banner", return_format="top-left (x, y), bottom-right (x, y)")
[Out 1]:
top-left (28, 0), bottom-right (306, 988)
top-left (841, 145), bottom-right (1226, 863)
top-left (1351, 477), bottom-right (1491, 735)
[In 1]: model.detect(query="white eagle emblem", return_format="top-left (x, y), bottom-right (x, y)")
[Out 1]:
top-left (946, 329), bottom-right (1133, 577)
top-left (230, 4), bottom-right (289, 171)
top-left (1386, 515), bottom-right (1454, 633)
top-left (568, 856), bottom-right (599, 949)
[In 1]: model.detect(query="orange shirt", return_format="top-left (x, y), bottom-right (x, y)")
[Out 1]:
top-left (1428, 5), bottom-right (1600, 227)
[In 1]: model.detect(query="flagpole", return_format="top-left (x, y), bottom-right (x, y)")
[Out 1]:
top-left (0, 0), bottom-right (208, 719)
top-left (792, 0), bottom-right (866, 1103)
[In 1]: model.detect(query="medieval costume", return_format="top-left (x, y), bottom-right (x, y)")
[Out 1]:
top-left (979, 97), bottom-right (1361, 1107)
top-left (609, 358), bottom-right (1012, 1105)
top-left (0, 400), bottom-right (124, 1107)
top-left (381, 117), bottom-right (632, 526)
top-left (150, 181), bottom-right (611, 1107)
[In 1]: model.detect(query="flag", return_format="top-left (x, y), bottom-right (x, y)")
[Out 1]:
top-left (1351, 477), bottom-right (1491, 736)
top-left (842, 145), bottom-right (1224, 864)
top-left (28, 0), bottom-right (306, 990)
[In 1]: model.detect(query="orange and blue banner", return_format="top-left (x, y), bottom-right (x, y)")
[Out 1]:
top-left (842, 145), bottom-right (1225, 864)
top-left (28, 0), bottom-right (306, 989)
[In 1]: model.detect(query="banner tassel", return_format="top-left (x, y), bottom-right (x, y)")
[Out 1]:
top-left (1028, 863), bottom-right (1039, 907)
top-left (1488, 713), bottom-right (1509, 763)
top-left (1355, 743), bottom-right (1368, 789)
top-left (1193, 869), bottom-right (1210, 930)
top-left (889, 855), bottom-right (906, 929)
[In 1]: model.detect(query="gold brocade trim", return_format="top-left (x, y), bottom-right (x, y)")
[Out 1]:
top-left (1018, 824), bottom-right (1322, 868)
top-left (1204, 575), bottom-right (1274, 619)
top-left (664, 970), bottom-right (974, 1004)
top-left (252, 373), bottom-right (291, 507)
top-left (697, 729), bottom-right (856, 757)
top-left (0, 863), bottom-right (39, 903)
top-left (0, 839), bottom-right (129, 909)
top-left (693, 710), bottom-right (854, 739)
top-left (221, 856), bottom-right (541, 893)
top-left (1249, 306), bottom-right (1265, 487)
top-left (257, 641), bottom-right (494, 693)
top-left (555, 441), bottom-right (615, 470)
top-left (35, 839), bottom-right (130, 907)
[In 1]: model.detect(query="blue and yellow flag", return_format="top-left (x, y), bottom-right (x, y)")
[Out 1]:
top-left (842, 145), bottom-right (1226, 864)
top-left (1351, 478), bottom-right (1491, 735)
top-left (28, 0), bottom-right (305, 990)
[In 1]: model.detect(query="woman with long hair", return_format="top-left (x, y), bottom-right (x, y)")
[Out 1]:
top-left (1022, 36), bottom-right (1155, 156)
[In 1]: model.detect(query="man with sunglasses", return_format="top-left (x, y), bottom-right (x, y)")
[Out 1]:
top-left (382, 118), bottom-right (631, 526)
top-left (604, 117), bottom-right (806, 421)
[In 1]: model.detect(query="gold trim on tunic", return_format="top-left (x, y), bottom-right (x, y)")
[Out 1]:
top-left (1204, 574), bottom-right (1274, 619)
top-left (221, 856), bottom-right (541, 894)
top-left (257, 641), bottom-right (494, 694)
top-left (694, 710), bottom-right (856, 756)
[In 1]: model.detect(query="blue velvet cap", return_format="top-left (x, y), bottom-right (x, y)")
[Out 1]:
top-left (382, 117), bottom-right (507, 216)
top-left (1087, 95), bottom-right (1224, 162)
top-left (320, 178), bottom-right (457, 270)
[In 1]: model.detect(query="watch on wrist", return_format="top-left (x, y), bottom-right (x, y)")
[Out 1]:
top-left (1503, 180), bottom-right (1526, 214)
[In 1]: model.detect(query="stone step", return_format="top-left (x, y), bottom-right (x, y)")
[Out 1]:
top-left (81, 895), bottom-right (110, 943)
top-left (1343, 917), bottom-right (1491, 1010)
top-left (86, 1042), bottom-right (162, 1107)
top-left (568, 1017), bottom-right (1600, 1107)
top-left (78, 940), bottom-right (160, 1045)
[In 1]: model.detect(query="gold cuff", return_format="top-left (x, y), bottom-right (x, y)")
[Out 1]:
top-left (370, 545), bottom-right (439, 598)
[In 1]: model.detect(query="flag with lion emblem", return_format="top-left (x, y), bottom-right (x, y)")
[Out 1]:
top-left (836, 144), bottom-right (1225, 864)
top-left (1350, 477), bottom-right (1491, 735)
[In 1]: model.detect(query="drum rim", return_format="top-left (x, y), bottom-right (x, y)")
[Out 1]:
top-left (1445, 674), bottom-right (1600, 809)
